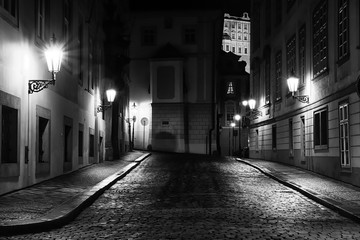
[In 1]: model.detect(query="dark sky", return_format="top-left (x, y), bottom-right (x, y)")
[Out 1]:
top-left (224, 0), bottom-right (251, 16)
top-left (129, 0), bottom-right (251, 17)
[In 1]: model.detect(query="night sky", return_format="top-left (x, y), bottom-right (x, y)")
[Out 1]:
top-left (129, 0), bottom-right (251, 17)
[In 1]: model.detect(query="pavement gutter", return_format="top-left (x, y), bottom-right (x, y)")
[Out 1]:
top-left (235, 158), bottom-right (360, 224)
top-left (0, 152), bottom-right (151, 236)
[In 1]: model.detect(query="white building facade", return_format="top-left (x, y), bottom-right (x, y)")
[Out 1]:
top-left (222, 12), bottom-right (251, 73)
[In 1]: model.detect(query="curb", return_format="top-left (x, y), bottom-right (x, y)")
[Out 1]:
top-left (235, 158), bottom-right (360, 224)
top-left (0, 152), bottom-right (151, 236)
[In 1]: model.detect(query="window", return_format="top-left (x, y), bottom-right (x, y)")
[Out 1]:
top-left (255, 129), bottom-right (259, 151)
top-left (339, 102), bottom-right (350, 167)
top-left (36, 0), bottom-right (49, 42)
top-left (164, 17), bottom-right (172, 29)
top-left (78, 17), bottom-right (84, 85)
top-left (232, 46), bottom-right (235, 53)
top-left (287, 0), bottom-right (296, 11)
top-left (301, 116), bottom-right (306, 156)
top-left (265, 0), bottom-right (271, 36)
top-left (244, 35), bottom-right (247, 41)
top-left (286, 34), bottom-right (296, 77)
top-left (226, 82), bottom-right (234, 95)
top-left (141, 26), bottom-right (157, 46)
top-left (226, 45), bottom-right (229, 51)
top-left (289, 119), bottom-right (293, 156)
top-left (338, 0), bottom-right (349, 63)
top-left (313, 0), bottom-right (328, 78)
top-left (0, 0), bottom-right (18, 24)
top-left (314, 108), bottom-right (328, 149)
top-left (244, 24), bottom-right (247, 30)
top-left (275, 51), bottom-right (282, 100)
top-left (231, 34), bottom-right (235, 39)
top-left (238, 47), bottom-right (241, 54)
top-left (1, 106), bottom-right (18, 163)
top-left (88, 37), bottom-right (93, 91)
top-left (275, 0), bottom-right (282, 25)
top-left (38, 117), bottom-right (50, 163)
top-left (63, 0), bottom-right (71, 63)
top-left (264, 49), bottom-right (271, 104)
top-left (183, 26), bottom-right (196, 45)
top-left (272, 125), bottom-right (277, 150)
top-left (231, 22), bottom-right (235, 28)
top-left (64, 117), bottom-right (73, 164)
top-left (78, 126), bottom-right (84, 157)
top-left (238, 35), bottom-right (241, 40)
top-left (225, 101), bottom-right (236, 126)
top-left (298, 25), bottom-right (306, 85)
top-left (244, 47), bottom-right (248, 54)
top-left (89, 132), bottom-right (95, 157)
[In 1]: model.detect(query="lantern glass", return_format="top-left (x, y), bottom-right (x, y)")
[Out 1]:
top-left (248, 99), bottom-right (256, 110)
top-left (230, 122), bottom-right (236, 127)
top-left (106, 89), bottom-right (116, 103)
top-left (45, 46), bottom-right (63, 73)
top-left (242, 100), bottom-right (248, 106)
top-left (287, 76), bottom-right (299, 93)
top-left (234, 114), bottom-right (241, 121)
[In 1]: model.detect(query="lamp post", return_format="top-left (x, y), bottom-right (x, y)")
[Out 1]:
top-left (230, 122), bottom-right (236, 156)
top-left (97, 89), bottom-right (116, 113)
top-left (234, 114), bottom-right (241, 157)
top-left (129, 102), bottom-right (137, 151)
top-left (287, 75), bottom-right (309, 103)
top-left (28, 34), bottom-right (63, 94)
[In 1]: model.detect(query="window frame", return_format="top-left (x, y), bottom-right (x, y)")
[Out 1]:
top-left (298, 24), bottom-right (306, 86)
top-left (0, 0), bottom-right (18, 27)
top-left (183, 25), bottom-right (196, 45)
top-left (339, 101), bottom-right (350, 168)
top-left (312, 0), bottom-right (328, 79)
top-left (313, 107), bottom-right (328, 150)
top-left (275, 50), bottom-right (282, 101)
top-left (337, 0), bottom-right (349, 64)
top-left (141, 26), bottom-right (157, 46)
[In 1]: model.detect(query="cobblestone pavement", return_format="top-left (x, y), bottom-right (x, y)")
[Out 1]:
top-left (3, 153), bottom-right (360, 239)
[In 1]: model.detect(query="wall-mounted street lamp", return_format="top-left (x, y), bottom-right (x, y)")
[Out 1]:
top-left (243, 99), bottom-right (262, 117)
top-left (287, 76), bottom-right (309, 103)
top-left (28, 34), bottom-right (63, 94)
top-left (97, 89), bottom-right (117, 113)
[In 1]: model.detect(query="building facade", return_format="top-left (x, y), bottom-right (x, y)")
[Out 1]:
top-left (218, 51), bottom-right (250, 156)
top-left (249, 0), bottom-right (360, 186)
top-left (222, 12), bottom-right (251, 73)
top-left (0, 0), bottom-right (118, 195)
top-left (128, 4), bottom-right (223, 154)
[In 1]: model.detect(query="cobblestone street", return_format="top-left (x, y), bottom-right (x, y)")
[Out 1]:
top-left (3, 153), bottom-right (360, 239)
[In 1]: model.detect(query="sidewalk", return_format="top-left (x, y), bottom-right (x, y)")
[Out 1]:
top-left (0, 151), bottom-right (151, 236)
top-left (236, 157), bottom-right (360, 224)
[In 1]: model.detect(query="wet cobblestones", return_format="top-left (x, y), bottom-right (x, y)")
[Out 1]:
top-left (3, 153), bottom-right (360, 239)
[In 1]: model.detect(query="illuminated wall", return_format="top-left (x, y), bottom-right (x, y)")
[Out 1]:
top-left (0, 1), bottom-right (109, 195)
top-left (249, 0), bottom-right (360, 187)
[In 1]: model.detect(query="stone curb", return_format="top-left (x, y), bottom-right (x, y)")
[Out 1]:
top-left (235, 158), bottom-right (360, 224)
top-left (0, 153), bottom-right (151, 236)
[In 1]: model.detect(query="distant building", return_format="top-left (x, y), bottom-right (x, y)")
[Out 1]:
top-left (222, 12), bottom-right (251, 73)
top-left (249, 0), bottom-right (360, 187)
top-left (218, 51), bottom-right (250, 156)
top-left (128, 4), bottom-right (223, 154)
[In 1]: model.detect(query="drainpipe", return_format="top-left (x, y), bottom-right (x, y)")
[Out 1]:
top-left (208, 14), bottom-right (223, 155)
